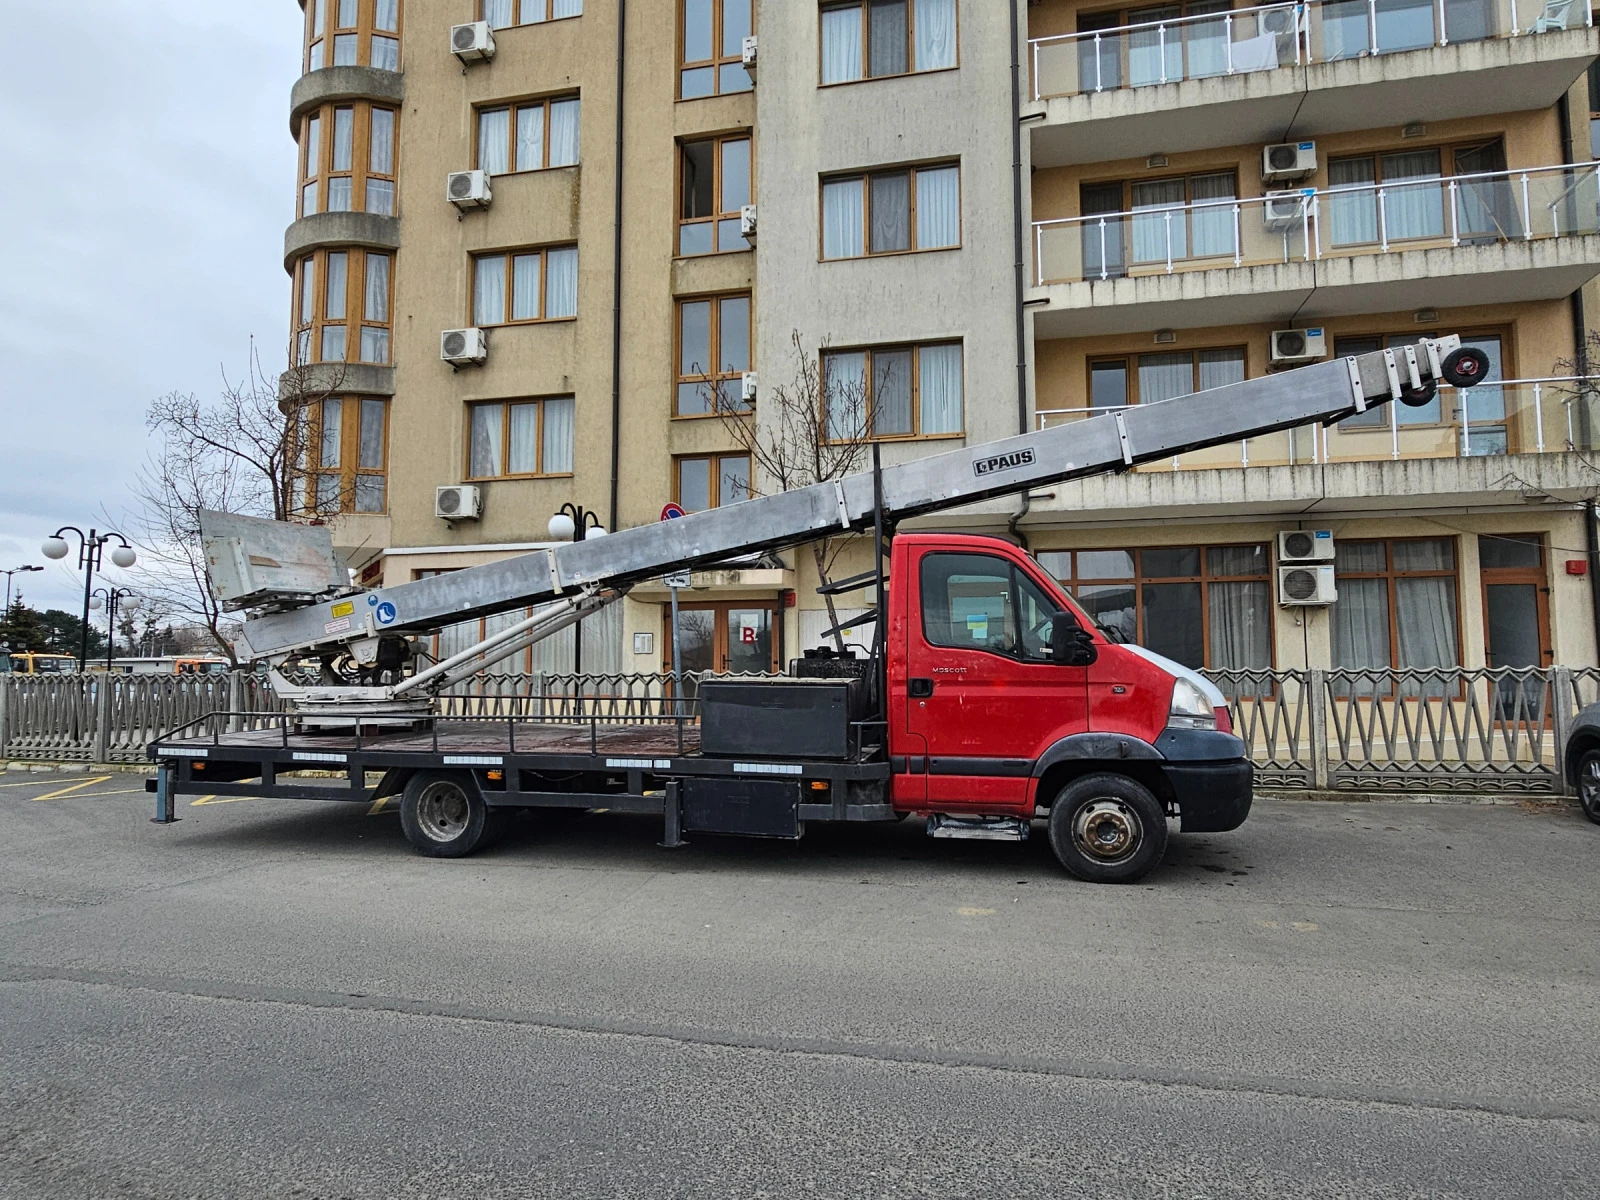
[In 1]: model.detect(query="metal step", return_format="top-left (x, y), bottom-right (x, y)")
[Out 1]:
top-left (926, 814), bottom-right (1030, 841)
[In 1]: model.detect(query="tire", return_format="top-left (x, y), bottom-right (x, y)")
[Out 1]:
top-left (1047, 773), bottom-right (1168, 884)
top-left (399, 772), bottom-right (504, 858)
top-left (1577, 750), bottom-right (1600, 826)
top-left (1440, 346), bottom-right (1491, 388)
top-left (1397, 379), bottom-right (1437, 409)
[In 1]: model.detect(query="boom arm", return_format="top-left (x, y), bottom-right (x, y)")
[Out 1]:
top-left (236, 337), bottom-right (1482, 660)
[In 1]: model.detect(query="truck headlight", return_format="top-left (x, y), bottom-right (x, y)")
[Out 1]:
top-left (1168, 678), bottom-right (1217, 730)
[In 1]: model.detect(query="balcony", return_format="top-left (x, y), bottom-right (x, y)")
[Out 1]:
top-left (1026, 1), bottom-right (1597, 167)
top-left (1030, 162), bottom-right (1600, 333)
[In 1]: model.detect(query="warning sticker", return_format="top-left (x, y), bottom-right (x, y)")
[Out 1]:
top-left (329, 601), bottom-right (355, 619)
top-left (323, 617), bottom-right (352, 636)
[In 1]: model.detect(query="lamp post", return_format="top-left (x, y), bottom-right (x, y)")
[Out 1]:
top-left (3, 565), bottom-right (43, 614)
top-left (40, 528), bottom-right (137, 673)
top-left (90, 587), bottom-right (140, 671)
top-left (548, 504), bottom-right (606, 693)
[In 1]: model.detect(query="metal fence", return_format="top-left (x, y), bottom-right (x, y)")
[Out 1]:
top-left (1, 666), bottom-right (1591, 793)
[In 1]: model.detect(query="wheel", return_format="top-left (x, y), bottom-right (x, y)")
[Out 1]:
top-left (1047, 773), bottom-right (1168, 884)
top-left (399, 772), bottom-right (504, 858)
top-left (1397, 379), bottom-right (1437, 409)
top-left (1440, 346), bottom-right (1491, 388)
top-left (1578, 750), bottom-right (1600, 826)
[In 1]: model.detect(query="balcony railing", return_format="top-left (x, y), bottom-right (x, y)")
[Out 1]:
top-left (1036, 376), bottom-right (1600, 469)
top-left (1034, 161), bottom-right (1600, 285)
top-left (1030, 0), bottom-right (1591, 101)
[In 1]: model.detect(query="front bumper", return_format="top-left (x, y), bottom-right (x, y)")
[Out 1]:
top-left (1163, 759), bottom-right (1254, 833)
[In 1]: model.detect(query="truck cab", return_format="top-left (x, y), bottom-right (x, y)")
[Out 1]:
top-left (888, 533), bottom-right (1252, 881)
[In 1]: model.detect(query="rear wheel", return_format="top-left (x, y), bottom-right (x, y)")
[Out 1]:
top-left (1578, 750), bottom-right (1600, 826)
top-left (1047, 773), bottom-right (1168, 883)
top-left (400, 772), bottom-right (504, 857)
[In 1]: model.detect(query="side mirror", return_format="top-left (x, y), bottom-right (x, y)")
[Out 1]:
top-left (1050, 614), bottom-right (1099, 667)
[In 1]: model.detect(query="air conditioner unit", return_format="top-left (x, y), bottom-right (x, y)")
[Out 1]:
top-left (740, 371), bottom-right (758, 403)
top-left (741, 34), bottom-right (758, 75)
top-left (1260, 4), bottom-right (1303, 37)
top-left (1278, 529), bottom-right (1335, 563)
top-left (1278, 564), bottom-right (1337, 606)
top-left (1262, 140), bottom-right (1317, 183)
top-left (447, 170), bottom-right (492, 209)
top-left (1263, 188), bottom-right (1312, 232)
top-left (450, 21), bottom-right (495, 61)
top-left (441, 328), bottom-right (488, 365)
top-left (739, 204), bottom-right (758, 239)
top-left (435, 485), bottom-right (483, 521)
top-left (1269, 327), bottom-right (1326, 365)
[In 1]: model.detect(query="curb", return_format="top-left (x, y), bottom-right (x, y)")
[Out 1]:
top-left (3, 761), bottom-right (153, 776)
top-left (1258, 788), bottom-right (1576, 808)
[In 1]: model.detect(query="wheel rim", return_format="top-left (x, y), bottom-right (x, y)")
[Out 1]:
top-left (1581, 759), bottom-right (1600, 814)
top-left (416, 781), bottom-right (471, 843)
top-left (1072, 798), bottom-right (1143, 864)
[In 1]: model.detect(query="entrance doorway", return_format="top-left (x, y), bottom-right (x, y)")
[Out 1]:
top-left (1479, 534), bottom-right (1552, 709)
top-left (662, 601), bottom-right (780, 696)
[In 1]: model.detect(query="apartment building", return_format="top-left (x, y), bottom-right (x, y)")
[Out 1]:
top-left (279, 0), bottom-right (1600, 685)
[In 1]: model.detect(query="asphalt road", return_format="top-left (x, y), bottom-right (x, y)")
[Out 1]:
top-left (1, 771), bottom-right (1597, 1199)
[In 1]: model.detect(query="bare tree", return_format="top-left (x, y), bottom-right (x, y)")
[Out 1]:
top-left (701, 330), bottom-right (875, 650)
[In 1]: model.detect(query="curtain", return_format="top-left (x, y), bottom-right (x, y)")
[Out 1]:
top-left (544, 247), bottom-right (578, 318)
top-left (479, 109), bottom-right (510, 175)
top-left (918, 343), bottom-right (963, 433)
top-left (1331, 577), bottom-right (1391, 670)
top-left (915, 165), bottom-right (960, 249)
top-left (548, 98), bottom-right (580, 166)
top-left (678, 458), bottom-right (712, 512)
top-left (516, 105), bottom-right (544, 171)
top-left (332, 107), bottom-right (353, 171)
top-left (822, 5), bottom-right (864, 83)
top-left (1374, 0), bottom-right (1435, 52)
top-left (320, 398), bottom-right (342, 468)
top-left (358, 400), bottom-right (385, 469)
top-left (1138, 352), bottom-right (1194, 403)
top-left (473, 256), bottom-right (505, 326)
top-left (470, 404), bottom-right (503, 478)
top-left (1208, 581), bottom-right (1271, 670)
top-left (870, 172), bottom-right (910, 252)
top-left (721, 455), bottom-right (751, 503)
top-left (324, 251), bottom-right (347, 318)
top-left (1197, 347), bottom-right (1245, 390)
top-left (338, 0), bottom-right (357, 24)
top-left (552, 0), bottom-right (584, 16)
top-left (1185, 0), bottom-right (1233, 78)
top-left (374, 0), bottom-right (399, 32)
top-left (823, 179), bottom-right (865, 258)
top-left (511, 254), bottom-right (541, 320)
top-left (1328, 156), bottom-right (1378, 245)
top-left (484, 0), bottom-right (513, 28)
top-left (870, 0), bottom-right (909, 76)
top-left (1128, 5), bottom-right (1183, 86)
top-left (543, 397), bottom-right (575, 474)
top-left (824, 351), bottom-right (868, 440)
top-left (1131, 178), bottom-right (1186, 263)
top-left (1396, 577), bottom-right (1459, 695)
top-left (719, 296), bottom-right (750, 372)
top-left (1188, 172), bottom-right (1236, 258)
top-left (913, 0), bottom-right (956, 70)
top-left (364, 254), bottom-right (389, 322)
top-left (371, 36), bottom-right (399, 70)
top-left (1381, 149), bottom-right (1443, 240)
top-left (369, 109), bottom-right (394, 174)
top-left (872, 349), bottom-right (913, 435)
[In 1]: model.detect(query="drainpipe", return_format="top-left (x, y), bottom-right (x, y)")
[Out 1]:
top-left (1587, 501), bottom-right (1600, 665)
top-left (607, 0), bottom-right (628, 531)
top-left (1005, 0), bottom-right (1032, 550)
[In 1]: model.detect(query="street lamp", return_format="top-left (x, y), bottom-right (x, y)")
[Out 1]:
top-left (90, 587), bottom-right (140, 671)
top-left (548, 504), bottom-right (606, 683)
top-left (40, 527), bottom-right (137, 672)
top-left (2, 564), bottom-right (43, 614)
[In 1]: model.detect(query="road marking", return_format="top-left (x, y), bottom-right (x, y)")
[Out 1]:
top-left (1291, 921), bottom-right (1319, 932)
top-left (46, 788), bottom-right (151, 800)
top-left (31, 776), bottom-right (114, 801)
top-left (2, 775), bottom-right (120, 790)
top-left (366, 795), bottom-right (392, 815)
top-left (956, 906), bottom-right (996, 917)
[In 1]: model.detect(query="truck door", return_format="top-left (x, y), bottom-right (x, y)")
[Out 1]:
top-left (903, 549), bottom-right (1090, 814)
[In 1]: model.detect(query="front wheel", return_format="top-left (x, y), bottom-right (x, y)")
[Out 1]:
top-left (1578, 750), bottom-right (1600, 826)
top-left (1047, 773), bottom-right (1168, 883)
top-left (400, 772), bottom-right (504, 857)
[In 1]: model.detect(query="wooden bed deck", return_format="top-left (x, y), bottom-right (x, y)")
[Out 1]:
top-left (163, 720), bottom-right (702, 758)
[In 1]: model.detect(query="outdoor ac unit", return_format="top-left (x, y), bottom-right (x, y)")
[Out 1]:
top-left (1260, 4), bottom-right (1303, 36)
top-left (447, 170), bottom-right (492, 209)
top-left (1262, 141), bottom-right (1317, 183)
top-left (435, 485), bottom-right (483, 521)
top-left (441, 328), bottom-right (488, 365)
top-left (1278, 529), bottom-right (1335, 563)
top-left (740, 204), bottom-right (758, 239)
top-left (741, 371), bottom-right (758, 403)
top-left (1263, 188), bottom-right (1312, 232)
top-left (1269, 327), bottom-right (1326, 365)
top-left (741, 34), bottom-right (758, 75)
top-left (1278, 564), bottom-right (1337, 606)
top-left (450, 21), bottom-right (495, 61)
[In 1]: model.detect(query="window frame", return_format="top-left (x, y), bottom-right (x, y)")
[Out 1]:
top-left (819, 160), bottom-right (962, 260)
top-left (300, 395), bottom-right (390, 516)
top-left (674, 291), bottom-right (754, 419)
top-left (305, 0), bottom-right (403, 72)
top-left (919, 552), bottom-right (1065, 664)
top-left (298, 101), bottom-right (399, 218)
top-left (292, 247), bottom-right (394, 366)
top-left (468, 245), bottom-right (579, 327)
top-left (820, 340), bottom-right (965, 443)
top-left (473, 93), bottom-right (581, 175)
top-left (679, 0), bottom-right (755, 100)
top-left (464, 396), bottom-right (577, 481)
top-left (673, 452), bottom-right (753, 512)
top-left (1478, 533), bottom-right (1553, 671)
top-left (480, 0), bottom-right (585, 28)
top-left (818, 0), bottom-right (962, 87)
top-left (1083, 346), bottom-right (1247, 409)
top-left (677, 133), bottom-right (754, 257)
top-left (1329, 536), bottom-right (1463, 680)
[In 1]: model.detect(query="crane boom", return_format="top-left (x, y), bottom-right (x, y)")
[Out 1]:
top-left (231, 337), bottom-right (1481, 661)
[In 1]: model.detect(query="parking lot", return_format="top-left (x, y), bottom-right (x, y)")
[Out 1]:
top-left (2, 772), bottom-right (1597, 1198)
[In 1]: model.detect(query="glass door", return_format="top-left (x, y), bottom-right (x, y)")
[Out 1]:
top-left (663, 601), bottom-right (781, 698)
top-left (1479, 535), bottom-right (1552, 711)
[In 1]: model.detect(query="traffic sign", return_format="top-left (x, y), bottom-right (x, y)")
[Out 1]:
top-left (660, 503), bottom-right (685, 521)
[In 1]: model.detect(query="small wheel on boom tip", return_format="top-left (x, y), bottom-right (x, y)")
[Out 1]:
top-left (400, 771), bottom-right (504, 858)
top-left (1397, 379), bottom-right (1438, 409)
top-left (1440, 346), bottom-right (1491, 388)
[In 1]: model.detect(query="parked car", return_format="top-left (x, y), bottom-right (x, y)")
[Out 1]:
top-left (1561, 705), bottom-right (1600, 824)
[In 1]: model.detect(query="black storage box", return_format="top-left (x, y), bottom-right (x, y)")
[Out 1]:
top-left (699, 678), bottom-right (865, 760)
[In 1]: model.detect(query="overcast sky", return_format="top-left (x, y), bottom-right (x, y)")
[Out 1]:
top-left (0, 2), bottom-right (299, 616)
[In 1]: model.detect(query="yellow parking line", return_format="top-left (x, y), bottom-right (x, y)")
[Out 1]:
top-left (31, 776), bottom-right (114, 801)
top-left (47, 788), bottom-right (150, 800)
top-left (1, 775), bottom-right (124, 789)
top-left (366, 794), bottom-right (392, 815)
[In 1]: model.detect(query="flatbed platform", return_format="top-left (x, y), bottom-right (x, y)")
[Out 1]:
top-left (159, 719), bottom-right (703, 759)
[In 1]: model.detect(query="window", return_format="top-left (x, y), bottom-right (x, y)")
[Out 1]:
top-left (1075, 1), bottom-right (1239, 90)
top-left (305, 0), bottom-right (402, 72)
top-left (467, 397), bottom-right (576, 479)
top-left (1327, 142), bottom-right (1510, 248)
top-left (476, 96), bottom-right (580, 173)
top-left (675, 453), bottom-right (751, 511)
top-left (1039, 545), bottom-right (1272, 671)
top-left (821, 0), bottom-right (957, 84)
top-left (821, 162), bottom-right (959, 259)
top-left (822, 342), bottom-right (963, 440)
top-left (676, 293), bottom-right (752, 416)
top-left (920, 553), bottom-right (1060, 662)
top-left (471, 246), bottom-right (579, 325)
top-left (482, 0), bottom-right (583, 28)
top-left (679, 135), bottom-right (751, 255)
top-left (302, 396), bottom-right (388, 514)
top-left (298, 102), bottom-right (398, 218)
top-left (1479, 535), bottom-right (1552, 703)
top-left (1084, 348), bottom-right (1244, 410)
top-left (1330, 538), bottom-right (1460, 686)
top-left (681, 0), bottom-right (753, 98)
top-left (293, 248), bottom-right (393, 365)
top-left (1591, 60), bottom-right (1600, 159)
